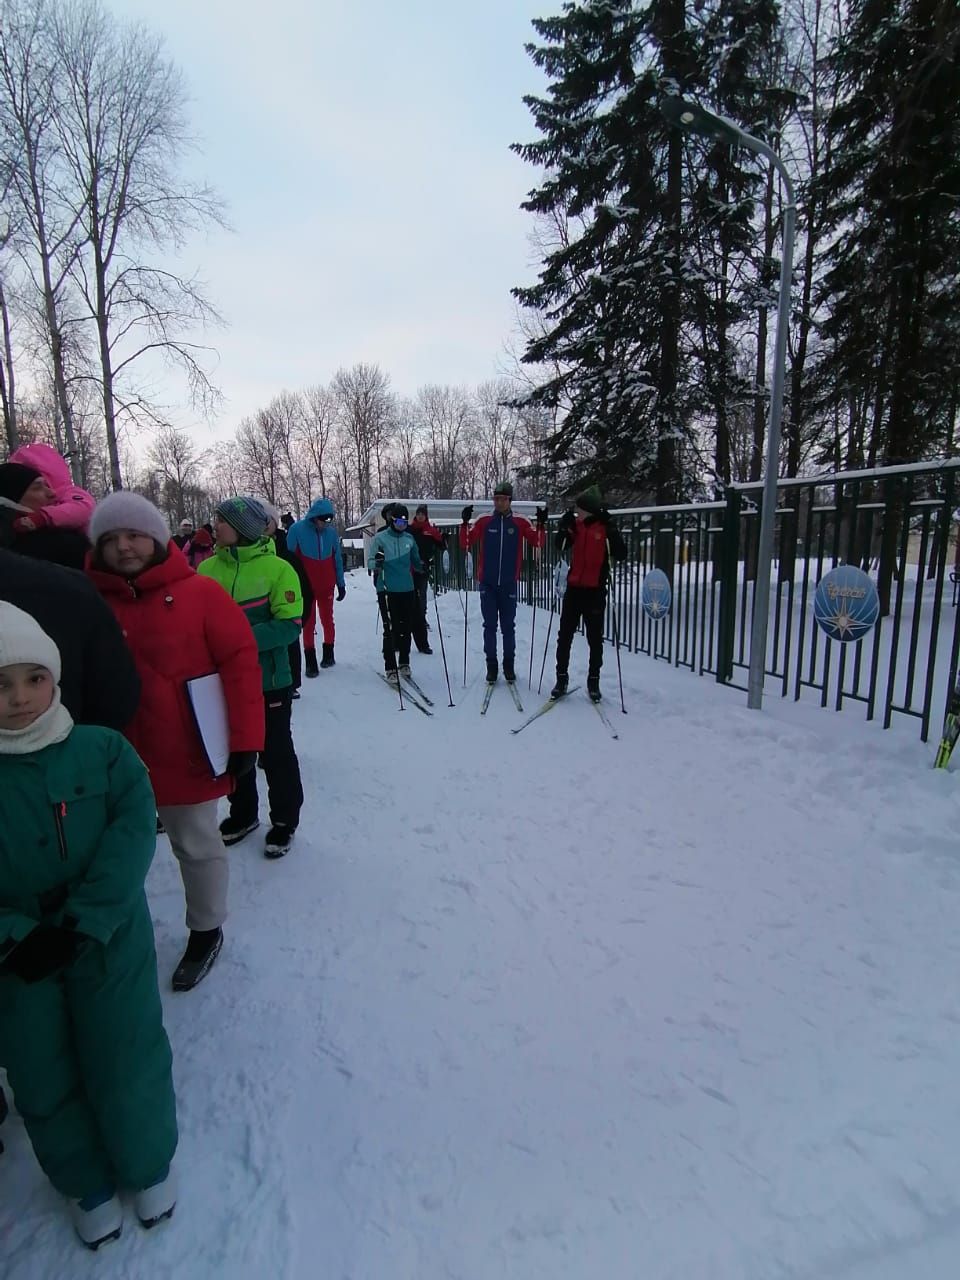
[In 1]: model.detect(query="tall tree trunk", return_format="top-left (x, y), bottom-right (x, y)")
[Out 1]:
top-left (0, 280), bottom-right (16, 452)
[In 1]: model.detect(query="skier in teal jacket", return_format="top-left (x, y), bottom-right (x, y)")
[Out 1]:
top-left (0, 603), bottom-right (177, 1250)
top-left (367, 504), bottom-right (424, 678)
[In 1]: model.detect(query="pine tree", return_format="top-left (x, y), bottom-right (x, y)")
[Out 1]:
top-left (511, 0), bottom-right (699, 503)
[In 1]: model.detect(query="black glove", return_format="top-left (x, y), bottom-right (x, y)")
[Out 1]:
top-left (337, 584), bottom-right (346, 601)
top-left (559, 509), bottom-right (576, 532)
top-left (535, 505), bottom-right (548, 527)
top-left (2, 925), bottom-right (79, 983)
top-left (226, 750), bottom-right (257, 779)
top-left (461, 505), bottom-right (473, 524)
top-left (598, 507), bottom-right (611, 523)
top-left (374, 548), bottom-right (385, 566)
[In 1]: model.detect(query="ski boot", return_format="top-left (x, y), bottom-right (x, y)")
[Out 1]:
top-left (550, 672), bottom-right (569, 700)
top-left (503, 656), bottom-right (516, 684)
top-left (587, 676), bottom-right (601, 703)
top-left (486, 658), bottom-right (498, 684)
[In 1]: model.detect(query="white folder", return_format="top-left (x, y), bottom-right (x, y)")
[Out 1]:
top-left (185, 673), bottom-right (231, 778)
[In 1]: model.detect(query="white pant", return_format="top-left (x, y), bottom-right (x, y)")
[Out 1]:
top-left (156, 800), bottom-right (228, 932)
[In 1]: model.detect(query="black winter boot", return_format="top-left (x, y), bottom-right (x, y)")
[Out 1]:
top-left (550, 672), bottom-right (569, 700)
top-left (587, 676), bottom-right (601, 702)
top-left (172, 928), bottom-right (223, 992)
top-left (320, 643), bottom-right (335, 668)
top-left (485, 657), bottom-right (498, 684)
top-left (304, 648), bottom-right (319, 678)
top-left (503, 656), bottom-right (516, 683)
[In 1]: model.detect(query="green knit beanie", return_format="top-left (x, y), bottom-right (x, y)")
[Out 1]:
top-left (575, 484), bottom-right (603, 514)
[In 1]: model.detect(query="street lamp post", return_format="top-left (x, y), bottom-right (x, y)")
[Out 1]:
top-left (661, 96), bottom-right (797, 710)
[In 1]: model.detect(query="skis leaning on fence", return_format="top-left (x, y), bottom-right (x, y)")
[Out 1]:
top-left (935, 670), bottom-right (960, 767)
top-left (377, 672), bottom-right (433, 716)
top-left (510, 687), bottom-right (581, 735)
top-left (588, 694), bottom-right (619, 739)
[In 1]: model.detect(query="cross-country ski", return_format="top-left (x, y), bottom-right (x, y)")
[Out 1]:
top-left (510, 687), bottom-right (581, 735)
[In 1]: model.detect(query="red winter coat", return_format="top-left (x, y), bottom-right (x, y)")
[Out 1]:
top-left (87, 543), bottom-right (265, 805)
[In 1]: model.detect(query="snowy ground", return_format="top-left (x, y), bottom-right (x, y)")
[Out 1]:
top-left (4, 568), bottom-right (960, 1279)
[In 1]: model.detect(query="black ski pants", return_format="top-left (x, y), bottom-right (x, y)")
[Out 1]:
top-left (412, 572), bottom-right (431, 651)
top-left (555, 585), bottom-right (606, 679)
top-left (379, 590), bottom-right (417, 669)
top-left (230, 689), bottom-right (303, 830)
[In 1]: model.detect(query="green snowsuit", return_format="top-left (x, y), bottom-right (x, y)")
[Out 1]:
top-left (0, 725), bottom-right (177, 1199)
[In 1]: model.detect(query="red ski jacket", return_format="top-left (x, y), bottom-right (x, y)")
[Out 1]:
top-left (87, 543), bottom-right (265, 805)
top-left (460, 512), bottom-right (544, 586)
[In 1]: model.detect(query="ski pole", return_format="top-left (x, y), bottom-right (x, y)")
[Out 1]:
top-left (607, 539), bottom-right (627, 714)
top-left (537, 603), bottom-right (556, 695)
top-left (380, 593), bottom-right (404, 710)
top-left (432, 582), bottom-right (455, 708)
top-left (528, 586), bottom-right (538, 690)
top-left (463, 550), bottom-right (473, 687)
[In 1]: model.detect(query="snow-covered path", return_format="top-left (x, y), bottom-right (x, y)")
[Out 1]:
top-left (4, 569), bottom-right (960, 1279)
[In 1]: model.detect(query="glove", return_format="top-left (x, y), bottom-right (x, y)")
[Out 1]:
top-left (559, 509), bottom-right (576, 533)
top-left (374, 548), bottom-right (385, 566)
top-left (12, 514), bottom-right (41, 533)
top-left (536, 506), bottom-right (548, 527)
top-left (598, 507), bottom-right (611, 523)
top-left (226, 750), bottom-right (257, 779)
top-left (337, 584), bottom-right (346, 601)
top-left (2, 925), bottom-right (79, 983)
top-left (461, 505), bottom-right (473, 524)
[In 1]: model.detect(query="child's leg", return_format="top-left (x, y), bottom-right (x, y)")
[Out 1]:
top-left (262, 689), bottom-right (303, 830)
top-left (1, 973), bottom-right (113, 1198)
top-left (69, 896), bottom-right (178, 1191)
top-left (158, 800), bottom-right (228, 931)
top-left (317, 588), bottom-right (335, 645)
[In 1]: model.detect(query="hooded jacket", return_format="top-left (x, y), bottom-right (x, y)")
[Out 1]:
top-left (287, 498), bottom-right (345, 593)
top-left (366, 526), bottom-right (423, 593)
top-left (198, 538), bottom-right (303, 692)
top-left (7, 443), bottom-right (95, 532)
top-left (0, 549), bottom-right (139, 729)
top-left (87, 542), bottom-right (265, 805)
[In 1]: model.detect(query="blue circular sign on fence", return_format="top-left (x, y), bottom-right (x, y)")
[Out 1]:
top-left (641, 568), bottom-right (672, 620)
top-left (813, 565), bottom-right (879, 643)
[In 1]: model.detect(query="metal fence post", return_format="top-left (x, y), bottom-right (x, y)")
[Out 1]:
top-left (716, 486), bottom-right (741, 684)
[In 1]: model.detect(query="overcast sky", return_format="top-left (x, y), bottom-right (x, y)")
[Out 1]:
top-left (109, 0), bottom-right (550, 442)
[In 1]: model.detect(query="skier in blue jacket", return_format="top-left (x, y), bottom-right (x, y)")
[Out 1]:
top-left (287, 498), bottom-right (346, 674)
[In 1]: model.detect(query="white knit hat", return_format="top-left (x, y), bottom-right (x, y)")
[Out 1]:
top-left (90, 491), bottom-right (171, 547)
top-left (0, 602), bottom-right (61, 682)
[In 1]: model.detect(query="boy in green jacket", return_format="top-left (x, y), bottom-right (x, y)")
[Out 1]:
top-left (199, 496), bottom-right (304, 858)
top-left (0, 603), bottom-right (177, 1250)
top-left (367, 503), bottom-right (424, 680)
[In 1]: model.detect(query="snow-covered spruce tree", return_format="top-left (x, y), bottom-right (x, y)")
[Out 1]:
top-left (511, 0), bottom-right (794, 501)
top-left (814, 0), bottom-right (960, 611)
top-left (816, 0), bottom-right (960, 471)
top-left (685, 0), bottom-right (788, 487)
top-left (512, 0), bottom-right (703, 504)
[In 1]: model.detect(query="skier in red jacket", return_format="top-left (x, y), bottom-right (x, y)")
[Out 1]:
top-left (551, 486), bottom-right (627, 703)
top-left (459, 481), bottom-right (546, 683)
top-left (86, 492), bottom-right (265, 991)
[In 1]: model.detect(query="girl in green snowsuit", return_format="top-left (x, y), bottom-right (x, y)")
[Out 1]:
top-left (0, 603), bottom-right (177, 1250)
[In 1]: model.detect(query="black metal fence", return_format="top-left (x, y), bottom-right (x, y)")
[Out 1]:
top-left (437, 459), bottom-right (960, 742)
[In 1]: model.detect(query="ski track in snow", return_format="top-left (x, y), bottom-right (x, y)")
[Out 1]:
top-left (4, 568), bottom-right (960, 1278)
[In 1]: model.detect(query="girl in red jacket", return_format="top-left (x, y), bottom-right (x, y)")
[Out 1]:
top-left (86, 493), bottom-right (265, 991)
